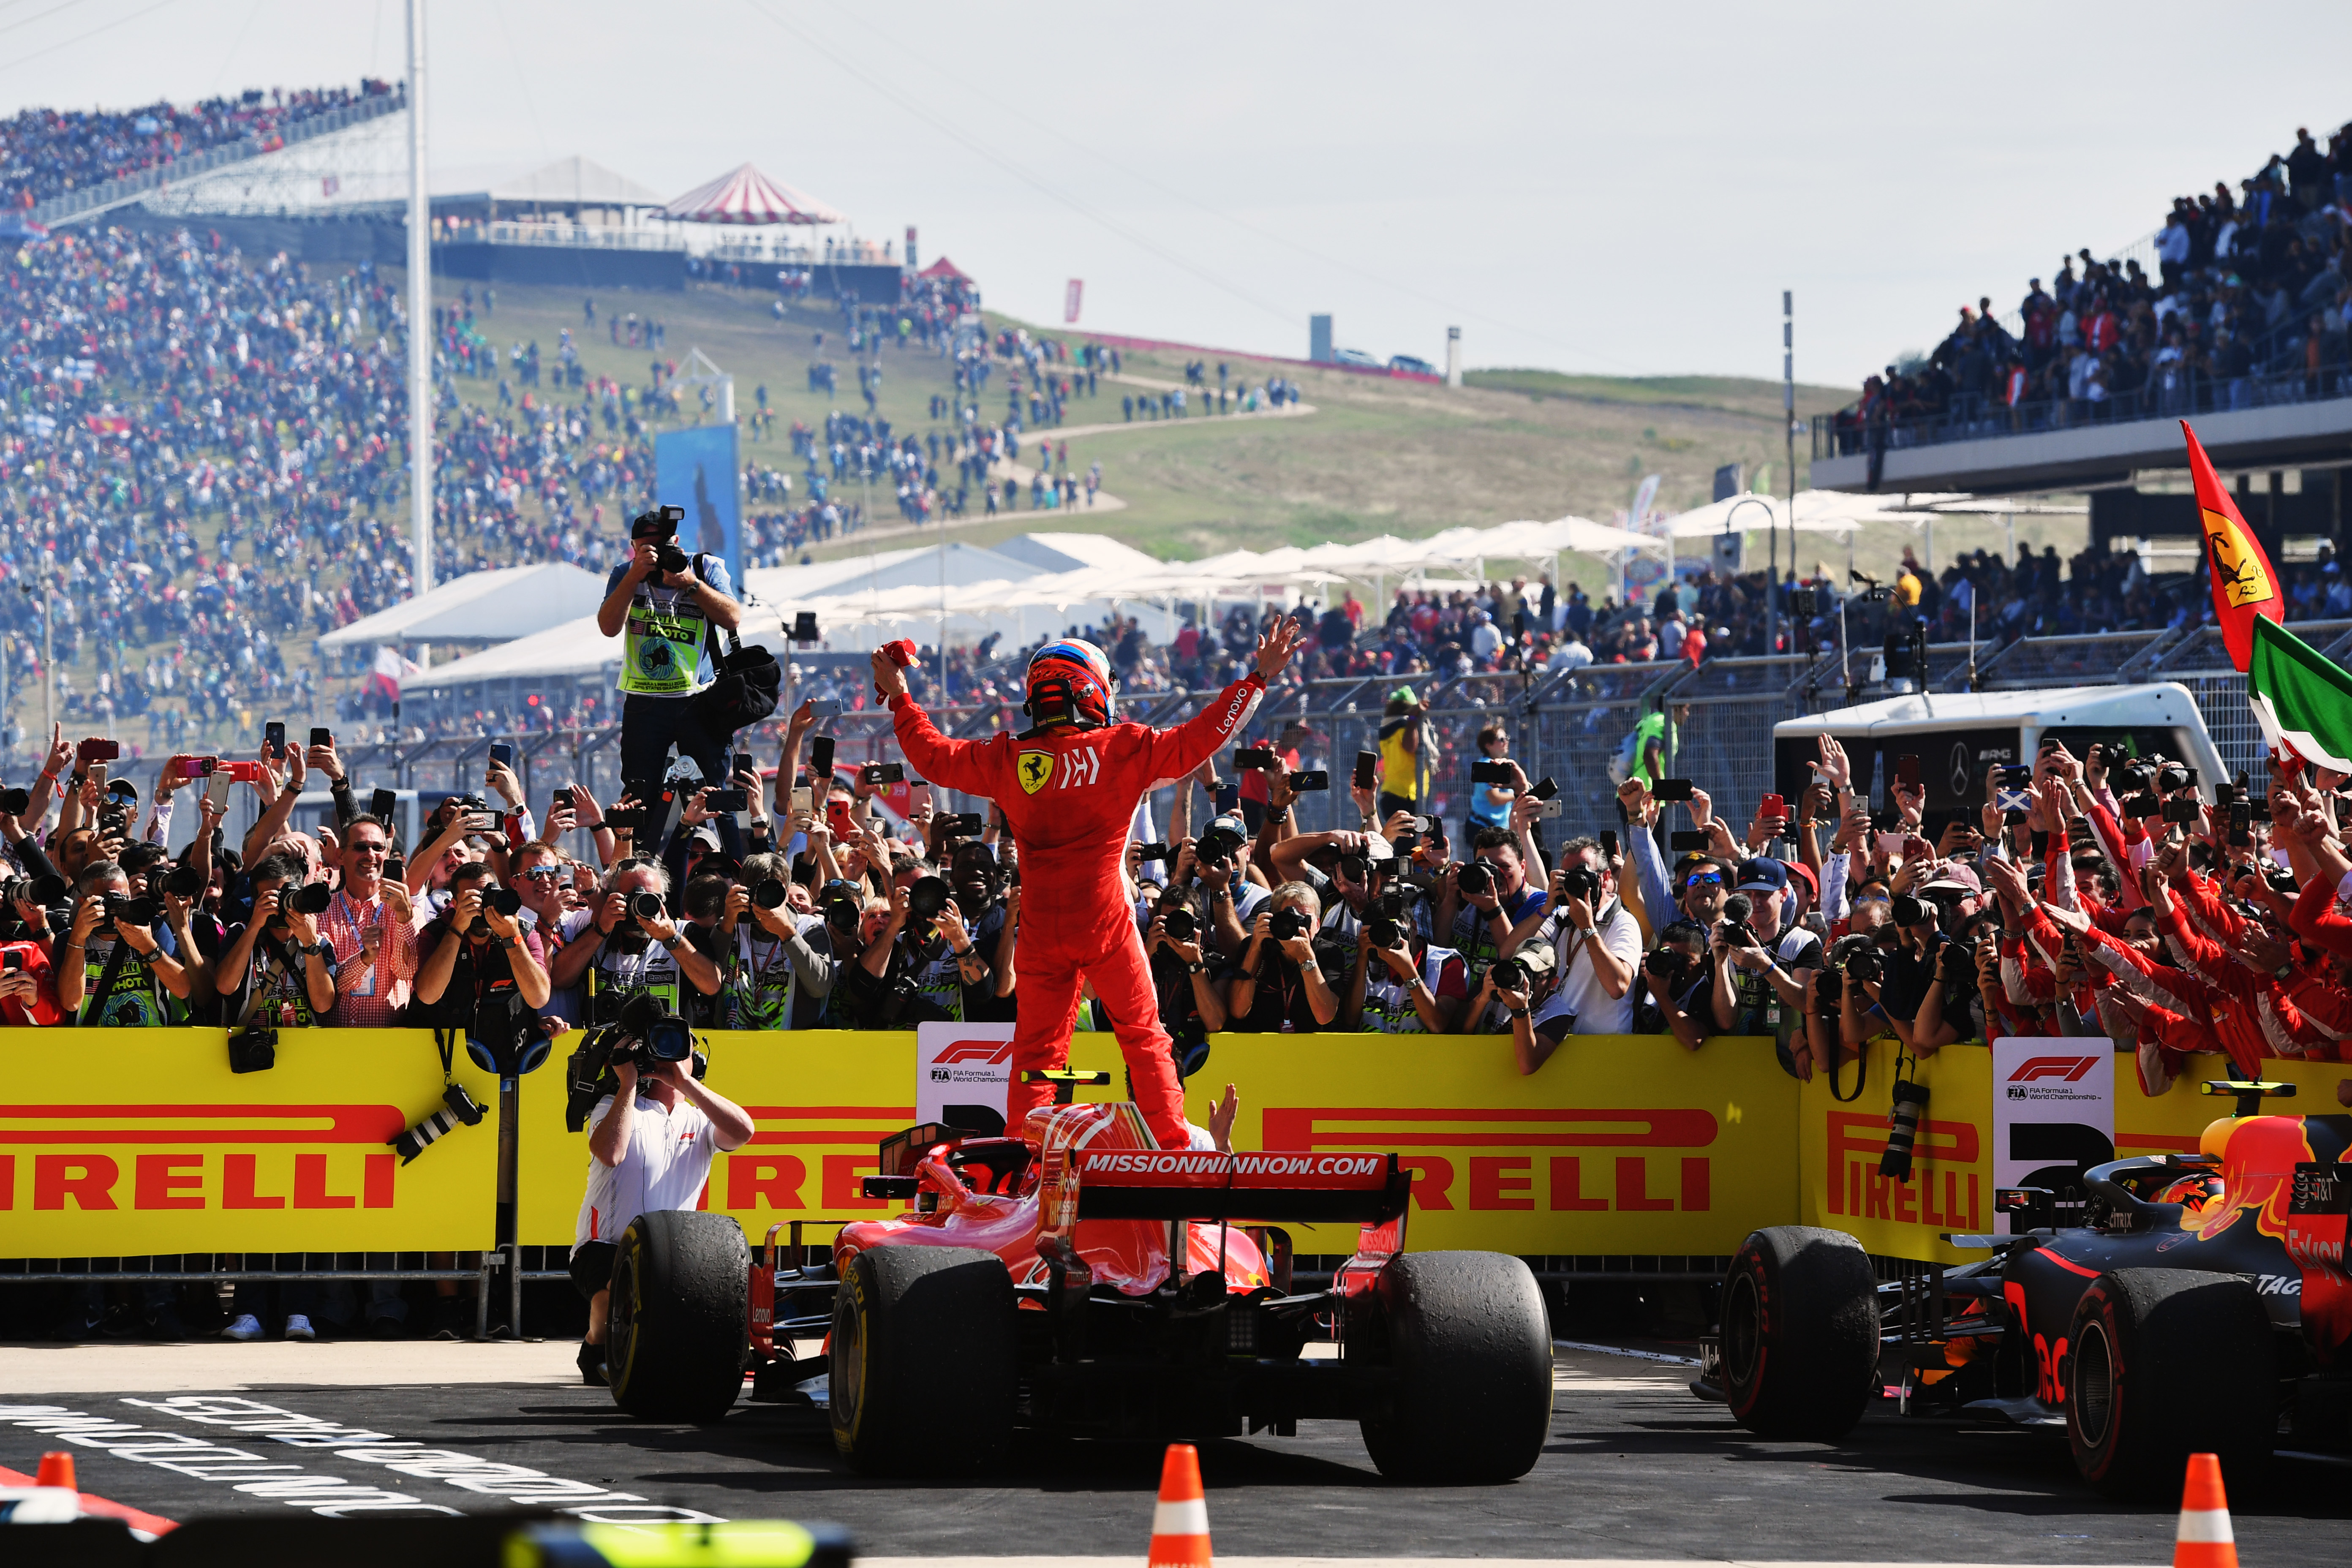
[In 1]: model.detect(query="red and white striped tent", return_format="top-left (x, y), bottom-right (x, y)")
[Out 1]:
top-left (661, 162), bottom-right (843, 225)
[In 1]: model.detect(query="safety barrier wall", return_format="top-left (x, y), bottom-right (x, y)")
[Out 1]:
top-left (4, 1029), bottom-right (2330, 1269)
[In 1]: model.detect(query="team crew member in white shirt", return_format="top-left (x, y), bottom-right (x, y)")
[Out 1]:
top-left (569, 1043), bottom-right (756, 1386)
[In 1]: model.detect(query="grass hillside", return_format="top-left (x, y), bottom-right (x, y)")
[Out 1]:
top-left (442, 277), bottom-right (2093, 585)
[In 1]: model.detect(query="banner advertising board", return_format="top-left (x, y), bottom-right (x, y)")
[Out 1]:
top-left (1990, 1036), bottom-right (2114, 1208)
top-left (1187, 1032), bottom-right (1798, 1256)
top-left (1803, 1042), bottom-right (2348, 1264)
top-left (654, 423), bottom-right (742, 589)
top-left (915, 1021), bottom-right (1018, 1134)
top-left (0, 1029), bottom-right (498, 1254)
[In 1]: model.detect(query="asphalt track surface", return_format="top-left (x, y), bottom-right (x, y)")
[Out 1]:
top-left (3, 1340), bottom-right (2347, 1564)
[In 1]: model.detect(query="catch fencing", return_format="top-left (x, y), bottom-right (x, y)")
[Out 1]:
top-left (298, 623), bottom-right (2338, 848)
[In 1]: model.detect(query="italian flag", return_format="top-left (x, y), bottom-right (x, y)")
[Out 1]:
top-left (2249, 616), bottom-right (2352, 773)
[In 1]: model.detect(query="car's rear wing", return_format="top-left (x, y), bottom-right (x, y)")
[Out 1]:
top-left (1071, 1149), bottom-right (1411, 1224)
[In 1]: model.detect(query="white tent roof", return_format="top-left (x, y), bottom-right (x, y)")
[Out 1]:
top-left (662, 163), bottom-right (844, 225)
top-left (318, 563), bottom-right (609, 650)
top-left (987, 533), bottom-right (1165, 576)
top-left (1661, 488), bottom-right (1938, 539)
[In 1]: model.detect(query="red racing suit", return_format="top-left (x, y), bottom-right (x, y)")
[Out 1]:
top-left (889, 672), bottom-right (1266, 1148)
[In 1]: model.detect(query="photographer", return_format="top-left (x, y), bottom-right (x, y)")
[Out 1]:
top-left (1182, 815), bottom-right (1271, 960)
top-left (1541, 836), bottom-right (1640, 1034)
top-left (1143, 887), bottom-right (1228, 1067)
top-left (213, 853), bottom-right (338, 1027)
top-left (572, 1012), bottom-right (755, 1387)
top-left (56, 859), bottom-right (196, 1025)
top-left (1228, 883), bottom-right (1342, 1032)
top-left (836, 875), bottom-right (976, 1026)
top-left (948, 841), bottom-right (1016, 1022)
top-left (1342, 893), bottom-right (1466, 1034)
top-left (414, 862), bottom-right (553, 1024)
top-left (712, 850), bottom-right (835, 1029)
top-left (1432, 828), bottom-right (1548, 989)
top-left (1634, 920), bottom-right (1715, 1051)
top-left (1466, 946), bottom-right (1571, 1073)
top-left (550, 858), bottom-right (723, 1015)
top-left (596, 506), bottom-right (746, 858)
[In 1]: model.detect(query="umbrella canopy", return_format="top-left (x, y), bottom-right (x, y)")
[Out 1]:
top-left (662, 163), bottom-right (844, 226)
top-left (917, 256), bottom-right (972, 282)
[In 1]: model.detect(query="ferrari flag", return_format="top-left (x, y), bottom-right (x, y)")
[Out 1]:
top-left (2249, 615), bottom-right (2352, 774)
top-left (2181, 419), bottom-right (2283, 670)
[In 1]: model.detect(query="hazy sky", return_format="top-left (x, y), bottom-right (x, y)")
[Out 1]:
top-left (8, 1), bottom-right (2347, 392)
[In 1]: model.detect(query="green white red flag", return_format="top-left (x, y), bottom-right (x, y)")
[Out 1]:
top-left (2249, 616), bottom-right (2352, 774)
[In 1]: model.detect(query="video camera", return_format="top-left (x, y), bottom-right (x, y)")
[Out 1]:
top-left (566, 993), bottom-right (702, 1131)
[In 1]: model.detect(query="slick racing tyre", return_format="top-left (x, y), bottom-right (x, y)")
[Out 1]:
top-left (1719, 1226), bottom-right (1878, 1441)
top-left (830, 1244), bottom-right (1016, 1475)
top-left (2066, 1268), bottom-right (2274, 1499)
top-left (607, 1209), bottom-right (751, 1423)
top-left (1358, 1251), bottom-right (1553, 1483)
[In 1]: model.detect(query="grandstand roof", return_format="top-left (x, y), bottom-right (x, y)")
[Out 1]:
top-left (456, 155), bottom-right (667, 209)
top-left (662, 163), bottom-right (843, 226)
top-left (317, 563), bottom-right (609, 650)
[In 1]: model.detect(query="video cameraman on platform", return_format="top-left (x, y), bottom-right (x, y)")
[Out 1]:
top-left (596, 506), bottom-right (746, 857)
top-left (570, 1003), bottom-right (755, 1387)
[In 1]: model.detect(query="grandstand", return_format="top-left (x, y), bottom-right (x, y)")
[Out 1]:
top-left (1810, 115), bottom-right (2352, 563)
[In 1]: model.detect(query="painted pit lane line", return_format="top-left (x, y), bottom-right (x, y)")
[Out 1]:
top-left (5, 1343), bottom-right (2351, 1564)
top-left (0, 1396), bottom-right (723, 1523)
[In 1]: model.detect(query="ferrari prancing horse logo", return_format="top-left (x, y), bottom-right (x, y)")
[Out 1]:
top-left (2202, 506), bottom-right (2276, 610)
top-left (1017, 751), bottom-right (1055, 795)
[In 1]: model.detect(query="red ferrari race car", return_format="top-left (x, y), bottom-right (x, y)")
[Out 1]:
top-left (597, 1082), bottom-right (1556, 1482)
top-left (1692, 1080), bottom-right (2352, 1497)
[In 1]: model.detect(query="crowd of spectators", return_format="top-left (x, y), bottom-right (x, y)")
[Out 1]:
top-left (3, 82), bottom-right (395, 214)
top-left (1835, 120), bottom-right (2352, 450)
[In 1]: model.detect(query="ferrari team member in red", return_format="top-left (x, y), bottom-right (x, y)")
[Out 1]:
top-left (875, 621), bottom-right (1303, 1149)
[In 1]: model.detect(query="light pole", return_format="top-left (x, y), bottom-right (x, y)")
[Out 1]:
top-left (406, 0), bottom-right (434, 610)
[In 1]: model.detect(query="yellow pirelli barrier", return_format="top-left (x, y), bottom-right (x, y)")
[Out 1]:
top-left (0, 1029), bottom-right (501, 1254)
top-left (1801, 1041), bottom-right (2349, 1266)
top-left (16, 1028), bottom-right (2323, 1269)
top-left (512, 1029), bottom-right (1797, 1258)
top-left (1184, 1033), bottom-right (1799, 1256)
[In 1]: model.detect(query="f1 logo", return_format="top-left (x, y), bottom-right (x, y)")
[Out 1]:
top-left (2008, 1056), bottom-right (2098, 1083)
top-left (933, 1040), bottom-right (1015, 1065)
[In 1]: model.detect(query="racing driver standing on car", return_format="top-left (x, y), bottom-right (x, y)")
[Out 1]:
top-left (876, 619), bottom-right (1301, 1150)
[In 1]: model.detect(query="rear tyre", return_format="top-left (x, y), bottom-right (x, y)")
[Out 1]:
top-left (1719, 1226), bottom-right (1878, 1441)
top-left (1358, 1251), bottom-right (1553, 1483)
top-left (2066, 1268), bottom-right (2274, 1499)
top-left (830, 1244), bottom-right (1016, 1475)
top-left (607, 1210), bottom-right (751, 1423)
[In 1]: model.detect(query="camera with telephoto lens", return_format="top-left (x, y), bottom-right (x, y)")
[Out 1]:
top-left (907, 875), bottom-right (950, 925)
top-left (656, 542), bottom-right (691, 576)
top-left (166, 864), bottom-right (205, 900)
top-left (1557, 865), bottom-right (1600, 904)
top-left (1939, 934), bottom-right (1982, 988)
top-left (1456, 859), bottom-right (1495, 897)
top-left (1489, 955), bottom-right (1534, 994)
top-left (1891, 893), bottom-right (1929, 928)
top-left (1197, 823), bottom-right (1247, 868)
top-left (286, 880), bottom-right (333, 916)
top-left (1268, 906), bottom-right (1308, 943)
top-left (1365, 887), bottom-right (1415, 950)
top-left (626, 890), bottom-right (664, 923)
top-left (1161, 905), bottom-right (1198, 943)
top-left (464, 886), bottom-right (522, 931)
top-left (1881, 1076), bottom-right (1930, 1180)
top-left (389, 1083), bottom-right (487, 1164)
top-left (1716, 891), bottom-right (1755, 950)
top-left (751, 877), bottom-right (789, 909)
top-left (100, 891), bottom-right (160, 927)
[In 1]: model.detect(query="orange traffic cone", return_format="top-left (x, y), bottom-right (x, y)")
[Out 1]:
top-left (1147, 1442), bottom-right (1211, 1568)
top-left (33, 1451), bottom-right (76, 1490)
top-left (2173, 1452), bottom-right (2236, 1568)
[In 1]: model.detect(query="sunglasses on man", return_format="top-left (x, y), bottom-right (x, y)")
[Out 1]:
top-left (1684, 871), bottom-right (1723, 889)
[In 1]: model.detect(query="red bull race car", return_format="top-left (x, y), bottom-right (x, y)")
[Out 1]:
top-left (1693, 1080), bottom-right (2352, 1497)
top-left (596, 1083), bottom-right (1556, 1482)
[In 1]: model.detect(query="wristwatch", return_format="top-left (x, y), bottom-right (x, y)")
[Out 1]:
top-left (1185, 961), bottom-right (1204, 975)
top-left (1507, 1005), bottom-right (1530, 1020)
top-left (302, 939), bottom-right (332, 958)
top-left (495, 935), bottom-right (518, 951)
top-left (1266, 808), bottom-right (1288, 825)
